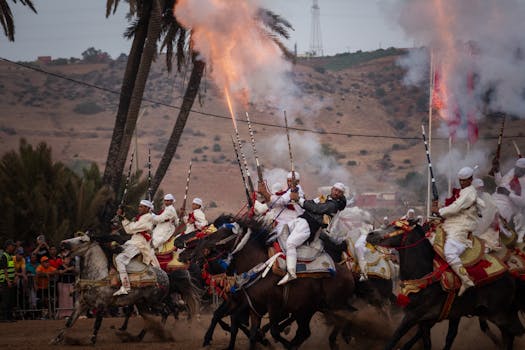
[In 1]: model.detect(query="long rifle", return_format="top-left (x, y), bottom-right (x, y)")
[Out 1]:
top-left (422, 125), bottom-right (438, 201)
top-left (283, 111), bottom-right (297, 192)
top-left (174, 161), bottom-right (193, 235)
top-left (147, 145), bottom-right (152, 201)
top-left (512, 140), bottom-right (522, 158)
top-left (232, 135), bottom-right (253, 207)
top-left (489, 115), bottom-right (506, 176)
top-left (245, 112), bottom-right (264, 182)
top-left (233, 128), bottom-right (255, 201)
top-left (120, 149), bottom-right (136, 208)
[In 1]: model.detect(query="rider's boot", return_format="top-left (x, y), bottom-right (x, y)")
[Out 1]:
top-left (278, 256), bottom-right (297, 285)
top-left (113, 275), bottom-right (131, 296)
top-left (450, 263), bottom-right (474, 297)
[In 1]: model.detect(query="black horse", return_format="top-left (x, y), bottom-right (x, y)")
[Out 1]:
top-left (367, 220), bottom-right (524, 350)
top-left (183, 217), bottom-right (357, 350)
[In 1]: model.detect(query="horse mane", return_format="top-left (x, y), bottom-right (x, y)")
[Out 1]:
top-left (213, 213), bottom-right (236, 228)
top-left (236, 216), bottom-right (273, 250)
top-left (90, 234), bottom-right (126, 268)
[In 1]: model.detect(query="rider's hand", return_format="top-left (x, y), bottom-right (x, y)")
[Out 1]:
top-left (431, 200), bottom-right (440, 215)
top-left (116, 208), bottom-right (124, 217)
top-left (496, 186), bottom-right (510, 196)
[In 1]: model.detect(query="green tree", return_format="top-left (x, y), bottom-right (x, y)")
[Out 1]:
top-left (0, 0), bottom-right (36, 41)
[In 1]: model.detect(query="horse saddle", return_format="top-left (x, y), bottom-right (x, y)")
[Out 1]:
top-left (109, 256), bottom-right (157, 287)
top-left (270, 225), bottom-right (336, 278)
top-left (156, 250), bottom-right (189, 272)
top-left (490, 243), bottom-right (525, 279)
top-left (344, 240), bottom-right (395, 280)
top-left (432, 223), bottom-right (484, 267)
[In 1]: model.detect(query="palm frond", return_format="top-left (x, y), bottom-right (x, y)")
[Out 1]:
top-left (0, 0), bottom-right (15, 41)
top-left (256, 8), bottom-right (293, 40)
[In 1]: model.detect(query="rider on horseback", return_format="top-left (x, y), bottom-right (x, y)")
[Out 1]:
top-left (278, 182), bottom-right (347, 285)
top-left (113, 199), bottom-right (160, 296)
top-left (151, 194), bottom-right (179, 250)
top-left (182, 198), bottom-right (208, 234)
top-left (432, 167), bottom-right (484, 296)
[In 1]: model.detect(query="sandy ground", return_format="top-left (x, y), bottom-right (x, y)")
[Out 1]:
top-left (0, 305), bottom-right (524, 349)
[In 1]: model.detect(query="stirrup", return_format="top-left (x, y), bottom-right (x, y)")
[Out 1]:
top-left (277, 272), bottom-right (296, 286)
top-left (458, 281), bottom-right (474, 297)
top-left (113, 286), bottom-right (130, 296)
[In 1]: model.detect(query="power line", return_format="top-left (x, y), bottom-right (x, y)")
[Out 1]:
top-left (1, 56), bottom-right (524, 141)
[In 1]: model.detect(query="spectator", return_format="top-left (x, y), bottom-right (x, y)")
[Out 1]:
top-left (32, 235), bottom-right (50, 262)
top-left (56, 255), bottom-right (76, 318)
top-left (48, 246), bottom-right (62, 269)
top-left (35, 256), bottom-right (57, 318)
top-left (1, 240), bottom-right (17, 322)
top-left (25, 254), bottom-right (39, 309)
top-left (13, 248), bottom-right (27, 311)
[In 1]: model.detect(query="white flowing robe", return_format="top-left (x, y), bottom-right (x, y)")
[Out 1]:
top-left (184, 208), bottom-right (208, 234)
top-left (439, 185), bottom-right (484, 265)
top-left (151, 205), bottom-right (179, 249)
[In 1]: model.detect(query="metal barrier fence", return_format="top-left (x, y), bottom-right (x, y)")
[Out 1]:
top-left (13, 273), bottom-right (76, 320)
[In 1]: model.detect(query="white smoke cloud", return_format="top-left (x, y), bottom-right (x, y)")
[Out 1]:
top-left (386, 0), bottom-right (525, 123)
top-left (258, 132), bottom-right (353, 190)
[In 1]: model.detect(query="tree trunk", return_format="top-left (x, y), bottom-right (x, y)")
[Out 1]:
top-left (102, 2), bottom-right (150, 192)
top-left (111, 0), bottom-right (162, 200)
top-left (150, 59), bottom-right (205, 197)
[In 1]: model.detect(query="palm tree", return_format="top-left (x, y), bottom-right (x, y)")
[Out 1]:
top-left (0, 0), bottom-right (36, 41)
top-left (149, 8), bottom-right (293, 196)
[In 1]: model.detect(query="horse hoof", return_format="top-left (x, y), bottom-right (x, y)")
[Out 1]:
top-left (90, 336), bottom-right (97, 345)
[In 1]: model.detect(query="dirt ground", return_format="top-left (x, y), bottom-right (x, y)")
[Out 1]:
top-left (1, 305), bottom-right (524, 349)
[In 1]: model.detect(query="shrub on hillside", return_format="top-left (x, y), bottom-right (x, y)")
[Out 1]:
top-left (73, 101), bottom-right (104, 115)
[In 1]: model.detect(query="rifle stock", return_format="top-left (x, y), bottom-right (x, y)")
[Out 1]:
top-left (489, 115), bottom-right (505, 176)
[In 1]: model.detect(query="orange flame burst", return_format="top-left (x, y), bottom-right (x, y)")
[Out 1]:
top-left (224, 87), bottom-right (237, 130)
top-left (174, 0), bottom-right (288, 118)
top-left (432, 0), bottom-right (456, 124)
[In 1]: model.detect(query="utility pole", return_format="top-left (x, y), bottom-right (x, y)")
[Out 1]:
top-left (309, 0), bottom-right (323, 57)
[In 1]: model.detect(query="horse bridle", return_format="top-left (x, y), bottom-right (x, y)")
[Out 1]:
top-left (376, 220), bottom-right (428, 250)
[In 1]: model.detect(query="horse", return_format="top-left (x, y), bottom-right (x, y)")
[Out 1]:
top-left (367, 220), bottom-right (525, 350)
top-left (51, 233), bottom-right (199, 345)
top-left (184, 217), bottom-right (357, 350)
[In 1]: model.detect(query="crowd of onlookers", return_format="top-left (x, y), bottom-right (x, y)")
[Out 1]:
top-left (1, 235), bottom-right (78, 322)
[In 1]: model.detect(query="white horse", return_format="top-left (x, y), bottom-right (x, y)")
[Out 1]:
top-left (51, 233), bottom-right (197, 344)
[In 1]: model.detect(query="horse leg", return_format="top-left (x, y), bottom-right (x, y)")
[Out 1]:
top-left (119, 305), bottom-right (134, 331)
top-left (442, 318), bottom-right (460, 350)
top-left (398, 327), bottom-right (423, 350)
top-left (248, 311), bottom-right (264, 349)
top-left (226, 312), bottom-right (241, 350)
top-left (384, 314), bottom-right (419, 350)
top-left (203, 300), bottom-right (230, 346)
top-left (479, 318), bottom-right (500, 346)
top-left (328, 325), bottom-right (340, 350)
top-left (290, 311), bottom-right (314, 349)
top-left (269, 312), bottom-right (293, 349)
top-left (50, 301), bottom-right (87, 344)
top-left (420, 323), bottom-right (432, 350)
top-left (91, 309), bottom-right (104, 345)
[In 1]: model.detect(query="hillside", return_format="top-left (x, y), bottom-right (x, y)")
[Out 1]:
top-left (1, 50), bottom-right (524, 218)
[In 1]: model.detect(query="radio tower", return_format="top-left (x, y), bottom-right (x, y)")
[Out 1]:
top-left (309, 0), bottom-right (323, 56)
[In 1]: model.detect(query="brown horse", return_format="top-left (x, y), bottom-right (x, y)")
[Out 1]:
top-left (367, 221), bottom-right (524, 350)
top-left (183, 218), bottom-right (357, 349)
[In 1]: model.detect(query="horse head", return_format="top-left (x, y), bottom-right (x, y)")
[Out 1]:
top-left (366, 220), bottom-right (421, 248)
top-left (61, 231), bottom-right (93, 257)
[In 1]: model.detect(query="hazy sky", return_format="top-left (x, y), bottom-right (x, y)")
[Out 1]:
top-left (0, 0), bottom-right (411, 61)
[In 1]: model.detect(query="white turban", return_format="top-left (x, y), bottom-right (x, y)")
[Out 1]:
top-left (333, 182), bottom-right (346, 192)
top-left (192, 197), bottom-right (203, 207)
top-left (516, 158), bottom-right (525, 169)
top-left (287, 171), bottom-right (300, 180)
top-left (140, 199), bottom-right (154, 209)
top-left (164, 193), bottom-right (175, 201)
top-left (253, 201), bottom-right (269, 216)
top-left (472, 178), bottom-right (484, 188)
top-left (457, 166), bottom-right (474, 180)
top-left (271, 182), bottom-right (284, 194)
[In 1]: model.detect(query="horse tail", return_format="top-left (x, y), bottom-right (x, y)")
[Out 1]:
top-left (169, 269), bottom-right (201, 319)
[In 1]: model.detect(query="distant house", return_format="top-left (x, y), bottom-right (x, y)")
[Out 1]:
top-left (37, 56), bottom-right (52, 64)
top-left (355, 192), bottom-right (399, 208)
